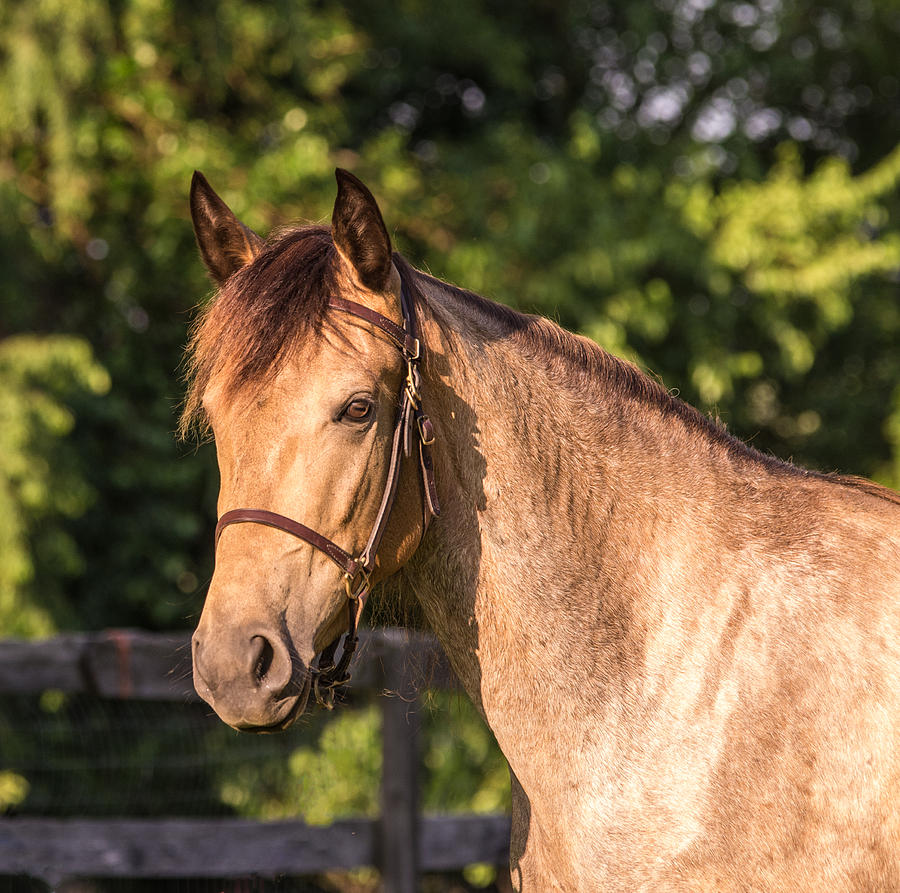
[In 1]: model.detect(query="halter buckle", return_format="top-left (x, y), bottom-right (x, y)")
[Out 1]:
top-left (343, 566), bottom-right (370, 601)
top-left (417, 413), bottom-right (435, 446)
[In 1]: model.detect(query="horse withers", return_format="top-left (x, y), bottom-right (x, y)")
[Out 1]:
top-left (184, 169), bottom-right (900, 891)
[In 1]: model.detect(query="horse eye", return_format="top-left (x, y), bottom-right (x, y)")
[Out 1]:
top-left (342, 398), bottom-right (374, 422)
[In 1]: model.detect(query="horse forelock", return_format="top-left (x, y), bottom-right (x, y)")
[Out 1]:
top-left (180, 226), bottom-right (338, 438)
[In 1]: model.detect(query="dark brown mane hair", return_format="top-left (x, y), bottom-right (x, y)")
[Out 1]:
top-left (397, 253), bottom-right (749, 452)
top-left (180, 226), bottom-right (337, 437)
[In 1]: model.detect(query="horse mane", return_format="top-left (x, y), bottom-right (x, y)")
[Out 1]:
top-left (180, 226), bottom-right (337, 438)
top-left (180, 227), bottom-right (900, 507)
top-left (398, 257), bottom-right (900, 507)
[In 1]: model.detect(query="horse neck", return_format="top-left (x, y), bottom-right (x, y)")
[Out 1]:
top-left (405, 275), bottom-right (731, 738)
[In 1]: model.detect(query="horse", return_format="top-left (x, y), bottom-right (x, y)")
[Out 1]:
top-left (184, 168), bottom-right (900, 891)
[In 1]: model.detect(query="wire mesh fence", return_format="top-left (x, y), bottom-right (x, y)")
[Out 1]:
top-left (0, 630), bottom-right (511, 893)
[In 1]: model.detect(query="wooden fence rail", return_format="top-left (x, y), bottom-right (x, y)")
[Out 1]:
top-left (0, 629), bottom-right (511, 891)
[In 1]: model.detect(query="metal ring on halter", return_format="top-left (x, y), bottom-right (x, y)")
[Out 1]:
top-left (313, 673), bottom-right (339, 709)
top-left (343, 567), bottom-right (370, 601)
top-left (405, 371), bottom-right (421, 408)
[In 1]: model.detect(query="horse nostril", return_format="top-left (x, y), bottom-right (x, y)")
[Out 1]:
top-left (249, 635), bottom-right (275, 685)
top-left (192, 634), bottom-right (209, 683)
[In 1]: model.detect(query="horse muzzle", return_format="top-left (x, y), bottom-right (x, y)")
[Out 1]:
top-left (191, 625), bottom-right (310, 731)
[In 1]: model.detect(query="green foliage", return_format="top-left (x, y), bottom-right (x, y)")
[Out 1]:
top-left (421, 694), bottom-right (510, 816)
top-left (286, 706), bottom-right (382, 824)
top-left (0, 336), bottom-right (109, 636)
top-left (218, 706), bottom-right (383, 824)
top-left (210, 695), bottom-right (509, 825)
top-left (658, 142), bottom-right (900, 409)
top-left (0, 770), bottom-right (29, 811)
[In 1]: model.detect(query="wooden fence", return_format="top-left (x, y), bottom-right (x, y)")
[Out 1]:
top-left (0, 629), bottom-right (510, 890)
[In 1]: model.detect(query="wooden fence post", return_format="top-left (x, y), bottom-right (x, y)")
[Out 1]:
top-left (378, 639), bottom-right (420, 892)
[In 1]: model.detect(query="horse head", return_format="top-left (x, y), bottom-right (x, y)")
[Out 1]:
top-left (186, 170), bottom-right (433, 730)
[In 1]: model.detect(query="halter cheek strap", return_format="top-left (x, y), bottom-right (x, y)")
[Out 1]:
top-left (213, 272), bottom-right (439, 707)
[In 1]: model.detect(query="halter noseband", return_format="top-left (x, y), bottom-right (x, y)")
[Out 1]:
top-left (213, 269), bottom-right (440, 707)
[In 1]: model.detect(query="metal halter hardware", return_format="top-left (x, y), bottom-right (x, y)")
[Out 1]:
top-left (213, 270), bottom-right (439, 708)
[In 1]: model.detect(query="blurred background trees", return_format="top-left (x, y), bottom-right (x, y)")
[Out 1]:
top-left (2, 0), bottom-right (899, 635)
top-left (1, 0), bottom-right (899, 871)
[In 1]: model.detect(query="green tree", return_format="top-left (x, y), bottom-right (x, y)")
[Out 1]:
top-left (0, 336), bottom-right (109, 636)
top-left (2, 0), bottom-right (899, 636)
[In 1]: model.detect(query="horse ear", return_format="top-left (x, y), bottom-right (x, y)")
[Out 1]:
top-left (190, 171), bottom-right (264, 286)
top-left (331, 169), bottom-right (392, 292)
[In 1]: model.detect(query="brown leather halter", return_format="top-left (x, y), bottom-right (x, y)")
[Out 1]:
top-left (214, 268), bottom-right (439, 707)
